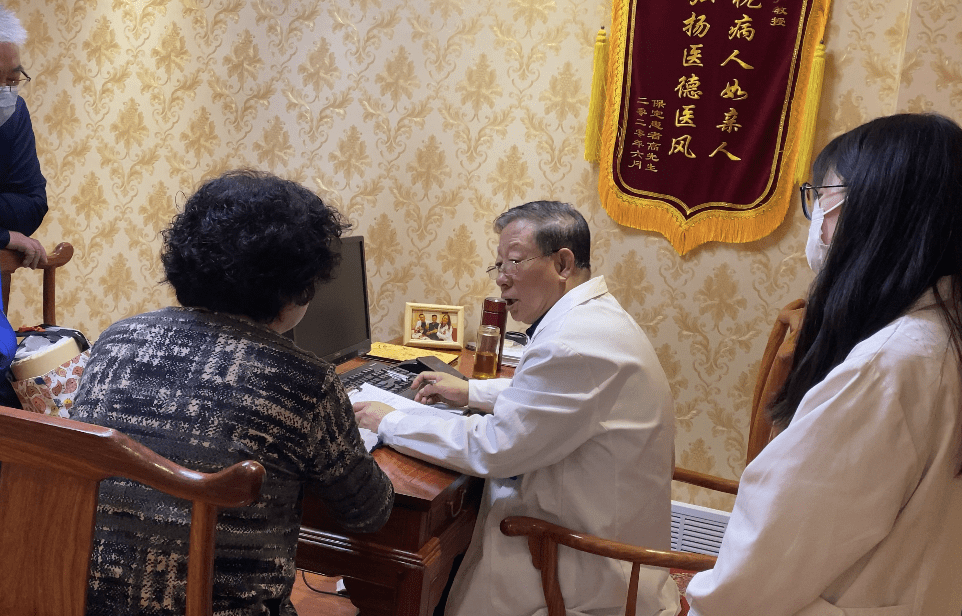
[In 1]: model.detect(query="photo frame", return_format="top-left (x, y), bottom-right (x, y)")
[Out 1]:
top-left (403, 302), bottom-right (465, 350)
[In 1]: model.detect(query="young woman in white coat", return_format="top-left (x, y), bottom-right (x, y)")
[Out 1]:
top-left (686, 113), bottom-right (962, 616)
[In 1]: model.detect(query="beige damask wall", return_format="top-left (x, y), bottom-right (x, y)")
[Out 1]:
top-left (6, 0), bottom-right (961, 508)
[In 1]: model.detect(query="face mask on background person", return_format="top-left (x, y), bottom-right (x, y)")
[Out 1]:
top-left (805, 195), bottom-right (844, 273)
top-left (0, 85), bottom-right (18, 126)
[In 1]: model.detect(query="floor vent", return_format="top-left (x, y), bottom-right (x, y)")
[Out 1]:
top-left (670, 500), bottom-right (730, 558)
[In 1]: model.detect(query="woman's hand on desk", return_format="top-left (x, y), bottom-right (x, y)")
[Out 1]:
top-left (411, 371), bottom-right (469, 407)
top-left (354, 400), bottom-right (396, 432)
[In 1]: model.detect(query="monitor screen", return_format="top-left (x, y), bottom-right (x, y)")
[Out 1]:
top-left (290, 236), bottom-right (372, 364)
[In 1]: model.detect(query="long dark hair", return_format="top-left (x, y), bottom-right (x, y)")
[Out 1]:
top-left (771, 113), bottom-right (962, 429)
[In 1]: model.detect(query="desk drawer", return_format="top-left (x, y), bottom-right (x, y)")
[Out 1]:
top-left (423, 476), bottom-right (481, 543)
top-left (300, 476), bottom-right (481, 553)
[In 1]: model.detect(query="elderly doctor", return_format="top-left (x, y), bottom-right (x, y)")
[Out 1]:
top-left (355, 200), bottom-right (679, 616)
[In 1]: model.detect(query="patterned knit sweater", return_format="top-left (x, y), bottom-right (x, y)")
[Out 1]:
top-left (70, 307), bottom-right (394, 616)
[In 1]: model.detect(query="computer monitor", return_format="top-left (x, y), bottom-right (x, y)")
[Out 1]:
top-left (290, 235), bottom-right (372, 364)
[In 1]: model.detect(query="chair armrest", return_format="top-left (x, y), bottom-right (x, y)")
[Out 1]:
top-left (0, 407), bottom-right (265, 507)
top-left (500, 515), bottom-right (717, 572)
top-left (44, 242), bottom-right (75, 268)
top-left (501, 516), bottom-right (716, 616)
top-left (672, 466), bottom-right (739, 495)
top-left (1, 241), bottom-right (75, 325)
top-left (0, 241), bottom-right (73, 272)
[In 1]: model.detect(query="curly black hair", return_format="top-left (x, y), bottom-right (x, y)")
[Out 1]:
top-left (161, 169), bottom-right (352, 323)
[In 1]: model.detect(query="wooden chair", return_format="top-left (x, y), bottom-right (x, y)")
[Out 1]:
top-left (0, 241), bottom-right (74, 325)
top-left (0, 405), bottom-right (266, 616)
top-left (672, 297), bottom-right (807, 494)
top-left (500, 299), bottom-right (807, 616)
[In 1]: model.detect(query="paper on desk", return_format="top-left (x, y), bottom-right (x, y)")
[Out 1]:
top-left (351, 383), bottom-right (463, 453)
top-left (358, 428), bottom-right (380, 452)
top-left (351, 382), bottom-right (466, 452)
top-left (500, 340), bottom-right (525, 367)
top-left (366, 342), bottom-right (460, 365)
top-left (349, 382), bottom-right (464, 420)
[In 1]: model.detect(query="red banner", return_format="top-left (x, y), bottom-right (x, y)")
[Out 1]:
top-left (599, 0), bottom-right (830, 255)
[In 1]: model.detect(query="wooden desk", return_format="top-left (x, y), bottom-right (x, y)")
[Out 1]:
top-left (296, 347), bottom-right (512, 616)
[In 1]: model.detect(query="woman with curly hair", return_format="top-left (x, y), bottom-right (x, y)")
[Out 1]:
top-left (71, 170), bottom-right (394, 616)
top-left (687, 114), bottom-right (962, 615)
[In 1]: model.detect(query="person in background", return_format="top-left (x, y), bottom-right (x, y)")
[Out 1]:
top-left (71, 170), bottom-right (394, 616)
top-left (414, 312), bottom-right (427, 337)
top-left (0, 4), bottom-right (48, 408)
top-left (425, 313), bottom-right (440, 339)
top-left (686, 113), bottom-right (962, 615)
top-left (436, 311), bottom-right (453, 341)
top-left (356, 201), bottom-right (678, 616)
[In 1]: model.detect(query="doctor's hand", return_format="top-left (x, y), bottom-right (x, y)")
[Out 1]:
top-left (411, 371), bottom-right (469, 407)
top-left (7, 231), bottom-right (47, 269)
top-left (354, 400), bottom-right (396, 432)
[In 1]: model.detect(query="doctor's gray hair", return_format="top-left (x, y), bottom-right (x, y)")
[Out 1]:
top-left (494, 201), bottom-right (591, 270)
top-left (0, 6), bottom-right (26, 47)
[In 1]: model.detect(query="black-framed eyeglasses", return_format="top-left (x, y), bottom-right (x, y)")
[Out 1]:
top-left (485, 250), bottom-right (558, 280)
top-left (799, 182), bottom-right (846, 220)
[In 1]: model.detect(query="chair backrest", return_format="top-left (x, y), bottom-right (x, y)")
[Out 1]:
top-left (0, 405), bottom-right (265, 616)
top-left (672, 298), bottom-right (807, 495)
top-left (0, 242), bottom-right (75, 325)
top-left (746, 298), bottom-right (806, 463)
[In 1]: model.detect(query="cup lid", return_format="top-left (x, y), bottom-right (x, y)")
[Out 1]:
top-left (483, 297), bottom-right (506, 313)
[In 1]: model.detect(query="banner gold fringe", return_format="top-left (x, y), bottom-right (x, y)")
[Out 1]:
top-left (598, 0), bottom-right (832, 255)
top-left (794, 43), bottom-right (827, 185)
top-left (584, 27), bottom-right (607, 163)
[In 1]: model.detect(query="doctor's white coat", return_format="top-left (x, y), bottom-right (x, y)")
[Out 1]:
top-left (379, 276), bottom-right (679, 616)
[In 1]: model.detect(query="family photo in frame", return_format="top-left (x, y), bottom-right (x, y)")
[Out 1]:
top-left (403, 303), bottom-right (465, 350)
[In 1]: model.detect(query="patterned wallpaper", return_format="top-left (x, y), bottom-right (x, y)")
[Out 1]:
top-left (6, 0), bottom-right (961, 509)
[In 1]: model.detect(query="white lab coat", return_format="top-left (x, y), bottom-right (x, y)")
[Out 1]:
top-left (379, 276), bottom-right (679, 616)
top-left (687, 284), bottom-right (962, 616)
top-left (438, 323), bottom-right (453, 341)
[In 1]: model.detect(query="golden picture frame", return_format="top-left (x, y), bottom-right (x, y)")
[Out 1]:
top-left (403, 302), bottom-right (465, 350)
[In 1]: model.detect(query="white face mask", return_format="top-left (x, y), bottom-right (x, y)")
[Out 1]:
top-left (0, 86), bottom-right (18, 127)
top-left (805, 195), bottom-right (844, 273)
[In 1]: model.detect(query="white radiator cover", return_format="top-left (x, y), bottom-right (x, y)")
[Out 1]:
top-left (670, 500), bottom-right (730, 557)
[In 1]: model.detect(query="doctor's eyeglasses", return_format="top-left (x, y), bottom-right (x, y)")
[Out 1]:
top-left (485, 250), bottom-right (559, 280)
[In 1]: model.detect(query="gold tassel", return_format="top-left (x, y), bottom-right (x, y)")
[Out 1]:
top-left (584, 27), bottom-right (608, 163)
top-left (794, 42), bottom-right (826, 185)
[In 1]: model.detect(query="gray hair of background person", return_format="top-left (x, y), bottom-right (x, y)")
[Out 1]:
top-left (493, 200), bottom-right (592, 270)
top-left (0, 5), bottom-right (26, 46)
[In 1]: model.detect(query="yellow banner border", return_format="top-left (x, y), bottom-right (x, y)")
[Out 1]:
top-left (598, 0), bottom-right (832, 255)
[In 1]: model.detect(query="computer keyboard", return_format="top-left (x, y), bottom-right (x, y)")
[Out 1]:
top-left (340, 361), bottom-right (418, 399)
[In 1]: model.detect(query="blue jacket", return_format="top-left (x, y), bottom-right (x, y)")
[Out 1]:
top-left (0, 293), bottom-right (14, 372)
top-left (0, 96), bottom-right (47, 249)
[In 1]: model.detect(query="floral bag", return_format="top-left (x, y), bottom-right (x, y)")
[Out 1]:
top-left (6, 326), bottom-right (91, 417)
